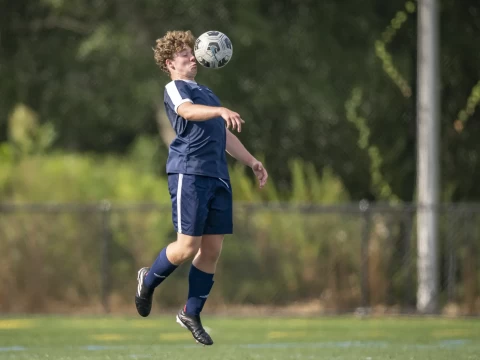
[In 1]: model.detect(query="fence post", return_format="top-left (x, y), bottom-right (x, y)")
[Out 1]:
top-left (403, 209), bottom-right (415, 306)
top-left (445, 205), bottom-right (456, 303)
top-left (100, 200), bottom-right (112, 313)
top-left (360, 200), bottom-right (371, 309)
top-left (464, 210), bottom-right (477, 314)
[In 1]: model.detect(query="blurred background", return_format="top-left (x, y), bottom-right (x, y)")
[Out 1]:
top-left (1, 0), bottom-right (479, 317)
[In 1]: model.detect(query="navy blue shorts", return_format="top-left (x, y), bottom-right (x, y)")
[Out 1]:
top-left (168, 174), bottom-right (233, 236)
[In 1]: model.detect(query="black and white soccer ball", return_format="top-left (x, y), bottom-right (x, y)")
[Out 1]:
top-left (194, 31), bottom-right (233, 69)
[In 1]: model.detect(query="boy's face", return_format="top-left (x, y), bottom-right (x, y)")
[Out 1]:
top-left (166, 46), bottom-right (197, 79)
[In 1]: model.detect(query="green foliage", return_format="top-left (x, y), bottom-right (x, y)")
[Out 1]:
top-left (1, 145), bottom-right (478, 312)
top-left (375, 1), bottom-right (416, 98)
top-left (0, 134), bottom-right (349, 204)
top-left (456, 80), bottom-right (480, 128)
top-left (0, 139), bottom-right (170, 203)
top-left (345, 88), bottom-right (399, 202)
top-left (1, 0), bottom-right (480, 202)
top-left (2, 0), bottom-right (480, 315)
top-left (0, 142), bottom-right (354, 310)
top-left (8, 104), bottom-right (56, 157)
top-left (289, 159), bottom-right (349, 203)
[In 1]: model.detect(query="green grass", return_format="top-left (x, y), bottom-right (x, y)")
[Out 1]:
top-left (0, 315), bottom-right (479, 359)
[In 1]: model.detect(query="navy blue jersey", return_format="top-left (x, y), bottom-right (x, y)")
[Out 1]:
top-left (164, 80), bottom-right (229, 180)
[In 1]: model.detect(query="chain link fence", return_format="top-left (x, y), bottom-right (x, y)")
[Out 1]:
top-left (1, 202), bottom-right (479, 315)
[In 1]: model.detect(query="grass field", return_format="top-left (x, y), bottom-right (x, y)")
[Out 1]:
top-left (0, 315), bottom-right (479, 359)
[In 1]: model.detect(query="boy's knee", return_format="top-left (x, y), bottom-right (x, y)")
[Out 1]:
top-left (169, 234), bottom-right (202, 263)
top-left (181, 242), bottom-right (201, 260)
top-left (199, 243), bottom-right (223, 264)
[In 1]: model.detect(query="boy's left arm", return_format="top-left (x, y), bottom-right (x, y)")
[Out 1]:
top-left (226, 130), bottom-right (268, 188)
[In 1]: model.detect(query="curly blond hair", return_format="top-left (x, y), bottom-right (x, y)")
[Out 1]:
top-left (153, 30), bottom-right (196, 74)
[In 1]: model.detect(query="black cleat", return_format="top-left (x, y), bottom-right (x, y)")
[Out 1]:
top-left (135, 267), bottom-right (153, 317)
top-left (176, 309), bottom-right (214, 346)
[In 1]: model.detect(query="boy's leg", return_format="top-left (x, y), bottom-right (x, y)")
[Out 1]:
top-left (145, 233), bottom-right (204, 289)
top-left (135, 233), bottom-right (202, 317)
top-left (135, 174), bottom-right (209, 317)
top-left (176, 236), bottom-right (222, 346)
top-left (177, 177), bottom-right (232, 345)
top-left (185, 234), bottom-right (224, 315)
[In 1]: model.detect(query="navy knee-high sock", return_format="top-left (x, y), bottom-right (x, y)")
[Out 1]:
top-left (185, 265), bottom-right (214, 316)
top-left (144, 247), bottom-right (178, 289)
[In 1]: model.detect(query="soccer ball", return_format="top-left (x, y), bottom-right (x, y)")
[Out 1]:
top-left (194, 31), bottom-right (233, 69)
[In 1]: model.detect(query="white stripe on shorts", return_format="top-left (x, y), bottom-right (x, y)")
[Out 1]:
top-left (218, 178), bottom-right (229, 189)
top-left (177, 174), bottom-right (184, 234)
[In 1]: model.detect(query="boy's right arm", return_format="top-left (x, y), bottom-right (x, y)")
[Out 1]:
top-left (177, 103), bottom-right (245, 132)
